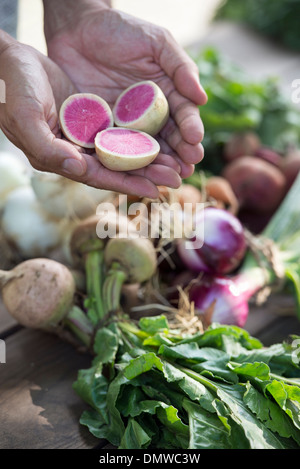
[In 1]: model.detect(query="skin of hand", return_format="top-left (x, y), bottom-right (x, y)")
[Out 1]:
top-left (0, 37), bottom-right (184, 198)
top-left (43, 0), bottom-right (208, 194)
top-left (0, 37), bottom-right (86, 176)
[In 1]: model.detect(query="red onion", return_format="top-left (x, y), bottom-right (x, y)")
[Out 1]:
top-left (189, 270), bottom-right (264, 327)
top-left (177, 207), bottom-right (247, 275)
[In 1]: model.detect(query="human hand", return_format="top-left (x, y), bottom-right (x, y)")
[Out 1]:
top-left (0, 37), bottom-right (86, 177)
top-left (0, 36), bottom-right (181, 198)
top-left (44, 1), bottom-right (207, 183)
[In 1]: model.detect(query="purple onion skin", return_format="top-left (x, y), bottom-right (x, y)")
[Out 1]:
top-left (190, 275), bottom-right (250, 327)
top-left (177, 208), bottom-right (247, 275)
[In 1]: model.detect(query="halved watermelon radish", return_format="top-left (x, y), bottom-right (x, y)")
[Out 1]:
top-left (59, 93), bottom-right (113, 148)
top-left (112, 81), bottom-right (169, 136)
top-left (94, 127), bottom-right (160, 171)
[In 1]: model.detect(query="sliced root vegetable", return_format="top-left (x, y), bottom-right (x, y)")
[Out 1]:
top-left (59, 93), bottom-right (114, 148)
top-left (95, 127), bottom-right (160, 171)
top-left (222, 156), bottom-right (286, 213)
top-left (31, 170), bottom-right (113, 220)
top-left (112, 80), bottom-right (169, 136)
top-left (0, 258), bottom-right (75, 330)
top-left (1, 186), bottom-right (65, 258)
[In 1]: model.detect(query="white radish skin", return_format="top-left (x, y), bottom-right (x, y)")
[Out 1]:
top-left (59, 93), bottom-right (114, 148)
top-left (95, 127), bottom-right (160, 171)
top-left (104, 237), bottom-right (157, 284)
top-left (0, 258), bottom-right (76, 330)
top-left (31, 170), bottom-right (113, 220)
top-left (113, 81), bottom-right (169, 136)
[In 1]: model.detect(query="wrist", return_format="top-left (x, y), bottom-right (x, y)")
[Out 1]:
top-left (43, 0), bottom-right (112, 41)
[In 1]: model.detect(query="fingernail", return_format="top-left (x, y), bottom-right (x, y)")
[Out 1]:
top-left (62, 158), bottom-right (85, 176)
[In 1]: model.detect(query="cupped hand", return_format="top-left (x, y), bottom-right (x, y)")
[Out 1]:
top-left (45, 6), bottom-right (208, 182)
top-left (0, 40), bottom-right (182, 198)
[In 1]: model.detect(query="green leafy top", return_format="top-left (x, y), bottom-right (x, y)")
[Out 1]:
top-left (73, 316), bottom-right (300, 449)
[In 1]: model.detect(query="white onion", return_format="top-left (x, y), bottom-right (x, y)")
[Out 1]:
top-left (1, 186), bottom-right (66, 258)
top-left (0, 152), bottom-right (31, 210)
top-left (31, 170), bottom-right (113, 220)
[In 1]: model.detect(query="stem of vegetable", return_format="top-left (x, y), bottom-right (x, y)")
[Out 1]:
top-left (63, 305), bottom-right (94, 347)
top-left (102, 261), bottom-right (128, 313)
top-left (175, 363), bottom-right (218, 392)
top-left (85, 249), bottom-right (106, 321)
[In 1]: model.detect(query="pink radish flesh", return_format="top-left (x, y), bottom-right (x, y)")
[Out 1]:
top-left (60, 94), bottom-right (113, 148)
top-left (95, 127), bottom-right (160, 171)
top-left (113, 81), bottom-right (169, 136)
top-left (115, 84), bottom-right (155, 123)
top-left (98, 128), bottom-right (154, 155)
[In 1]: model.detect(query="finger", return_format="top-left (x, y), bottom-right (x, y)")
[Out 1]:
top-left (160, 117), bottom-right (204, 165)
top-left (157, 30), bottom-right (207, 106)
top-left (81, 153), bottom-right (160, 199)
top-left (128, 163), bottom-right (182, 189)
top-left (155, 137), bottom-right (195, 179)
top-left (15, 113), bottom-right (87, 177)
top-left (166, 88), bottom-right (205, 145)
top-left (151, 152), bottom-right (181, 173)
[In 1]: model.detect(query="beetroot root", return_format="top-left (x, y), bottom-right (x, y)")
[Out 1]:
top-left (222, 156), bottom-right (286, 213)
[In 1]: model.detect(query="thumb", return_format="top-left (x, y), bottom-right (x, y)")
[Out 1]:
top-left (21, 117), bottom-right (87, 178)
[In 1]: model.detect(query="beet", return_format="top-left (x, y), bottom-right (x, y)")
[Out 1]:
top-left (281, 149), bottom-right (300, 191)
top-left (223, 132), bottom-right (261, 162)
top-left (222, 156), bottom-right (286, 213)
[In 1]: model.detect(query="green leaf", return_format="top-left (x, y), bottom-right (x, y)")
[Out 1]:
top-left (183, 399), bottom-right (233, 449)
top-left (216, 383), bottom-right (288, 449)
top-left (266, 380), bottom-right (300, 430)
top-left (119, 418), bottom-right (152, 449)
top-left (138, 315), bottom-right (169, 334)
top-left (93, 323), bottom-right (120, 364)
top-left (229, 361), bottom-right (271, 381)
top-left (244, 382), bottom-right (300, 445)
top-left (123, 352), bottom-right (163, 380)
top-left (156, 404), bottom-right (189, 438)
top-left (180, 323), bottom-right (263, 353)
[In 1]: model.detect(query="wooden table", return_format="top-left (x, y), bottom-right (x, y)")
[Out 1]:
top-left (2, 20), bottom-right (300, 450)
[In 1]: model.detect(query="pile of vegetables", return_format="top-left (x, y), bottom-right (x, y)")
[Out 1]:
top-left (1, 205), bottom-right (300, 449)
top-left (1, 49), bottom-right (300, 449)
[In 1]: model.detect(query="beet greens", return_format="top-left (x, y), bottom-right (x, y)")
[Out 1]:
top-left (72, 235), bottom-right (300, 449)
